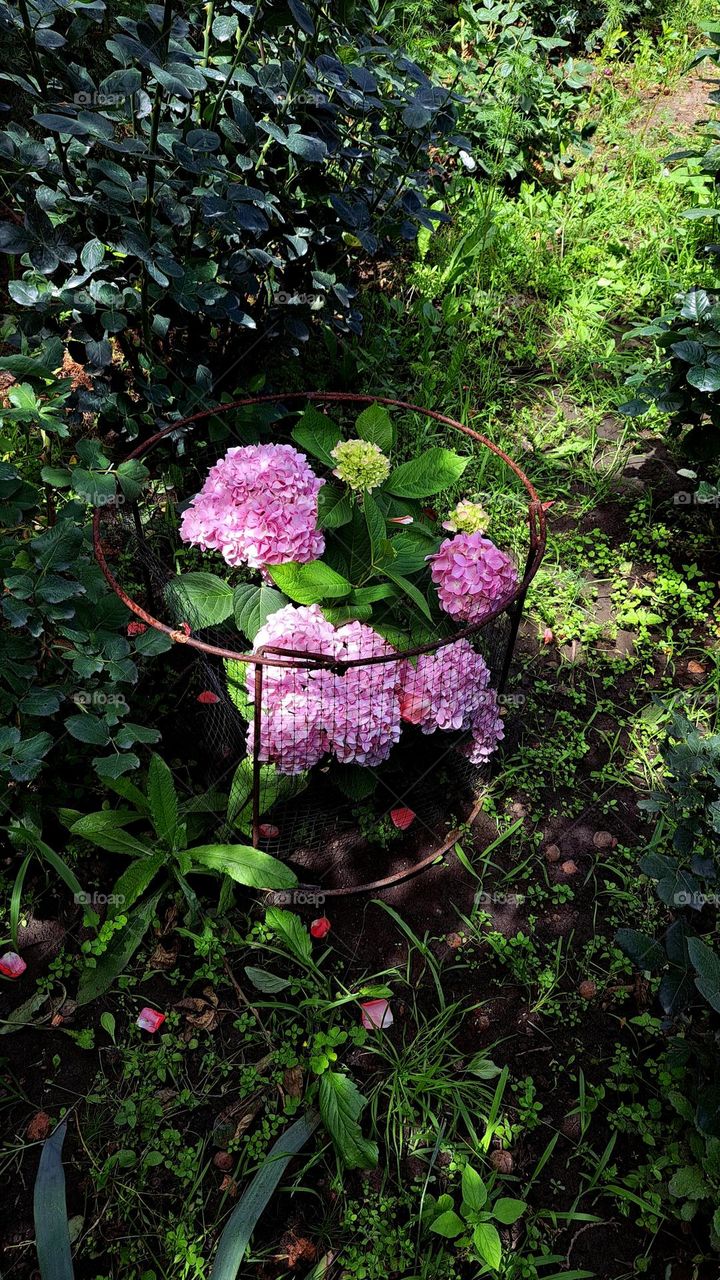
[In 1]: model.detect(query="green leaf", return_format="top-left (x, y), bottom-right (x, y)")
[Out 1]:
top-left (187, 844), bottom-right (298, 890)
top-left (110, 853), bottom-right (165, 918)
top-left (318, 1071), bottom-right (378, 1170)
top-left (93, 752), bottom-right (141, 780)
top-left (385, 448), bottom-right (468, 498)
top-left (429, 1209), bottom-right (466, 1238)
top-left (355, 403), bottom-right (394, 452)
top-left (688, 936), bottom-right (720, 1012)
top-left (668, 1165), bottom-right (708, 1199)
top-left (473, 1221), bottom-right (502, 1269)
top-left (116, 459), bottom-right (150, 501)
top-left (166, 572), bottom-right (234, 628)
top-left (616, 928), bottom-right (666, 972)
top-left (64, 714), bottom-right (110, 746)
top-left (492, 1197), bottom-right (526, 1224)
top-left (227, 758), bottom-right (309, 826)
top-left (268, 561), bottom-right (352, 605)
top-left (384, 568), bottom-right (433, 621)
top-left (363, 492), bottom-right (386, 558)
top-left (208, 1113), bottom-right (319, 1280)
top-left (244, 966), bottom-right (291, 993)
top-left (291, 406), bottom-right (341, 465)
top-left (146, 755), bottom-right (179, 847)
top-left (70, 814), bottom-right (151, 858)
top-left (317, 483), bottom-right (353, 529)
top-left (265, 906), bottom-right (312, 964)
top-left (233, 583), bottom-right (288, 641)
top-left (76, 893), bottom-right (160, 1006)
top-left (687, 365), bottom-right (720, 393)
top-left (34, 1122), bottom-right (74, 1280)
top-left (462, 1165), bottom-right (487, 1212)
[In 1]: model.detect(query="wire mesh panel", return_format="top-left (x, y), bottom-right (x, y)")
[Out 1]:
top-left (94, 394), bottom-right (545, 889)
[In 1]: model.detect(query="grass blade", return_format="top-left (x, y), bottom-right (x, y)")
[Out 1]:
top-left (34, 1120), bottom-right (74, 1280)
top-left (210, 1111), bottom-right (319, 1280)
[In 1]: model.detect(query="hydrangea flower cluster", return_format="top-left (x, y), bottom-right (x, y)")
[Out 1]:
top-left (245, 604), bottom-right (401, 773)
top-left (330, 439), bottom-right (391, 492)
top-left (180, 443), bottom-right (325, 570)
top-left (400, 640), bottom-right (504, 762)
top-left (442, 499), bottom-right (490, 535)
top-left (243, 607), bottom-right (504, 775)
top-left (430, 531), bottom-right (518, 624)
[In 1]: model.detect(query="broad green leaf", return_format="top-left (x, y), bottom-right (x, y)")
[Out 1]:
top-left (227, 758), bottom-right (308, 826)
top-left (268, 561), bottom-right (352, 605)
top-left (209, 1113), bottom-right (319, 1280)
top-left (166, 571), bottom-right (234, 628)
top-left (688, 936), bottom-right (720, 1012)
top-left (462, 1165), bottom-right (487, 1212)
top-left (389, 529), bottom-right (438, 575)
top-left (76, 893), bottom-right (160, 1006)
top-left (351, 584), bottom-right (396, 606)
top-left (291, 406), bottom-right (341, 464)
top-left (34, 1121), bottom-right (73, 1280)
top-left (385, 447), bottom-right (468, 498)
top-left (473, 1221), bottom-right (502, 1269)
top-left (70, 814), bottom-right (151, 859)
top-left (429, 1209), bottom-right (465, 1238)
top-left (687, 365), bottom-right (720, 393)
top-left (146, 754), bottom-right (179, 846)
top-left (265, 906), bottom-right (312, 964)
top-left (187, 844), bottom-right (298, 890)
top-left (233, 583), bottom-right (288, 641)
top-left (318, 1071), bottom-right (378, 1170)
top-left (64, 714), bottom-right (110, 746)
top-left (244, 966), bottom-right (291, 993)
top-left (616, 928), bottom-right (666, 972)
top-left (355, 403), bottom-right (394, 451)
top-left (110, 852), bottom-right (166, 918)
top-left (317, 483), bottom-right (353, 529)
top-left (492, 1197), bottom-right (526, 1224)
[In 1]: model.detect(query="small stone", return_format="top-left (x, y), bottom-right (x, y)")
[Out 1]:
top-left (445, 932), bottom-right (464, 949)
top-left (560, 860), bottom-right (579, 876)
top-left (561, 1114), bottom-right (581, 1141)
top-left (687, 660), bottom-right (705, 676)
top-left (27, 1112), bottom-right (51, 1142)
top-left (213, 1151), bottom-right (233, 1172)
top-left (545, 844), bottom-right (561, 863)
top-left (489, 1149), bottom-right (513, 1173)
top-left (593, 831), bottom-right (614, 849)
top-left (578, 980), bottom-right (597, 1000)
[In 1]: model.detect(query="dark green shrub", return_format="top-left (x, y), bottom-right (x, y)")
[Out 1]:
top-left (0, 0), bottom-right (462, 430)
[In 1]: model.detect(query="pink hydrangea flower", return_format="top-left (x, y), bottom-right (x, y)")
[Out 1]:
top-left (245, 605), bottom-right (402, 773)
top-left (459, 688), bottom-right (505, 764)
top-left (245, 604), bottom-right (335, 774)
top-left (327, 621), bottom-right (401, 767)
top-left (429, 531), bottom-right (518, 624)
top-left (180, 444), bottom-right (325, 570)
top-left (400, 640), bottom-right (491, 734)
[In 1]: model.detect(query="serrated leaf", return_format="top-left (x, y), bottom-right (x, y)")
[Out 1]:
top-left (146, 754), bottom-right (179, 847)
top-left (187, 844), bottom-right (297, 890)
top-left (243, 966), bottom-right (291, 993)
top-left (318, 1071), bottom-right (378, 1169)
top-left (110, 853), bottom-right (165, 918)
top-left (291, 406), bottom-right (341, 464)
top-left (317, 483), bottom-right (353, 529)
top-left (265, 906), bottom-right (312, 964)
top-left (166, 572), bottom-right (234, 628)
top-left (70, 814), bottom-right (151, 858)
top-left (386, 448), bottom-right (468, 498)
top-left (616, 928), bottom-right (666, 972)
top-left (268, 561), bottom-right (352, 605)
top-left (355, 403), bottom-right (394, 451)
top-left (233, 583), bottom-right (288, 641)
top-left (688, 936), bottom-right (720, 1012)
top-left (492, 1197), bottom-right (526, 1224)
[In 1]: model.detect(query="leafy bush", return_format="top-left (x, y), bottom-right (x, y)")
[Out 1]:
top-left (0, 0), bottom-right (462, 430)
top-left (618, 711), bottom-right (720, 1021)
top-left (444, 1), bottom-right (594, 184)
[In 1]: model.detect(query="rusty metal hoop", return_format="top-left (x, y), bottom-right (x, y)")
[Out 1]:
top-left (93, 393), bottom-right (546, 894)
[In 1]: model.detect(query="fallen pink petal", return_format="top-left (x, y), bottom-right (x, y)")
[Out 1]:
top-left (388, 514), bottom-right (413, 524)
top-left (361, 998), bottom-right (393, 1030)
top-left (259, 823), bottom-right (280, 838)
top-left (310, 916), bottom-right (332, 939)
top-left (197, 690), bottom-right (220, 704)
top-left (137, 1007), bottom-right (166, 1033)
top-left (0, 951), bottom-right (26, 978)
top-left (390, 806), bottom-right (416, 830)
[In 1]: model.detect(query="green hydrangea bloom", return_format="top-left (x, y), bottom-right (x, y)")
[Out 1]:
top-left (331, 438), bottom-right (391, 491)
top-left (443, 499), bottom-right (490, 534)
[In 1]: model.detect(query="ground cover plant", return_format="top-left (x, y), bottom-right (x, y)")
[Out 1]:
top-left (2, 1), bottom-right (720, 1278)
